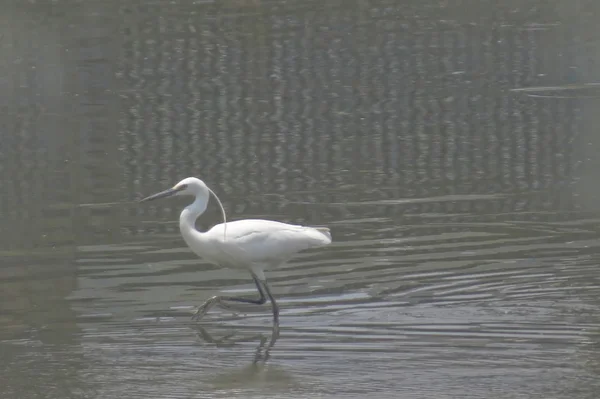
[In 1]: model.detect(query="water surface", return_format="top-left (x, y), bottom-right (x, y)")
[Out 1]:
top-left (2, 1), bottom-right (600, 398)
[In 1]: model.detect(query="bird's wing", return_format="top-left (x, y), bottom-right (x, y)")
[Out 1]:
top-left (209, 219), bottom-right (330, 266)
top-left (234, 229), bottom-right (324, 264)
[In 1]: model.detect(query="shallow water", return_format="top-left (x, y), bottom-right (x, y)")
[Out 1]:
top-left (2, 0), bottom-right (600, 398)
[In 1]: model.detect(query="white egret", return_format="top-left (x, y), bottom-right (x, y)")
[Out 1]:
top-left (140, 177), bottom-right (332, 325)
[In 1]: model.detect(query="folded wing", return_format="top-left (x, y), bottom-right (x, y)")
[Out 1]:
top-left (208, 219), bottom-right (331, 267)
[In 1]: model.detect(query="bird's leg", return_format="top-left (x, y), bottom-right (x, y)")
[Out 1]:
top-left (191, 295), bottom-right (225, 321)
top-left (191, 274), bottom-right (267, 321)
top-left (259, 279), bottom-right (280, 326)
top-left (221, 274), bottom-right (267, 305)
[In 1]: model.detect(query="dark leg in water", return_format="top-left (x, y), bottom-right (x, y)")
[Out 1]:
top-left (192, 273), bottom-right (267, 321)
top-left (259, 278), bottom-right (280, 325)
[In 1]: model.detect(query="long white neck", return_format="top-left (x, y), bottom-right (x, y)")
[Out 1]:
top-left (179, 196), bottom-right (209, 252)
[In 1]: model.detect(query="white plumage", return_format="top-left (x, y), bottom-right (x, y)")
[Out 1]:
top-left (192, 219), bottom-right (331, 279)
top-left (140, 177), bottom-right (332, 325)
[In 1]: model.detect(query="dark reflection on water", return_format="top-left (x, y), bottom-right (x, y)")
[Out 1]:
top-left (2, 0), bottom-right (600, 397)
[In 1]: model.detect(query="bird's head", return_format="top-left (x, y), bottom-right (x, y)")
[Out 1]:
top-left (139, 177), bottom-right (228, 239)
top-left (139, 177), bottom-right (209, 202)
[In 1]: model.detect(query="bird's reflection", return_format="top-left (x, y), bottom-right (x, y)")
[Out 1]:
top-left (190, 322), bottom-right (280, 364)
top-left (190, 322), bottom-right (295, 391)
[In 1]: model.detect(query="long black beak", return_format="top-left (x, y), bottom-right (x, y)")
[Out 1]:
top-left (139, 186), bottom-right (183, 202)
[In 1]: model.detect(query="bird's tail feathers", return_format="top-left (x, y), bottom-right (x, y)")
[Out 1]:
top-left (313, 226), bottom-right (332, 243)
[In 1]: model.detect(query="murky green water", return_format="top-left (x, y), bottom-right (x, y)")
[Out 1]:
top-left (2, 1), bottom-right (600, 398)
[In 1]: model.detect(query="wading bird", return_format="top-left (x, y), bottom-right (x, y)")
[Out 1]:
top-left (140, 177), bottom-right (332, 326)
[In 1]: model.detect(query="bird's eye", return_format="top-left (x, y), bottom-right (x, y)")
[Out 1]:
top-left (178, 184), bottom-right (188, 191)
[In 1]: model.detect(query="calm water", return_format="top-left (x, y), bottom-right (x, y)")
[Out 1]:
top-left (3, 0), bottom-right (600, 398)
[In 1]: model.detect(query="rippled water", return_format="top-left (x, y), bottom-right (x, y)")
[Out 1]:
top-left (2, 0), bottom-right (600, 398)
